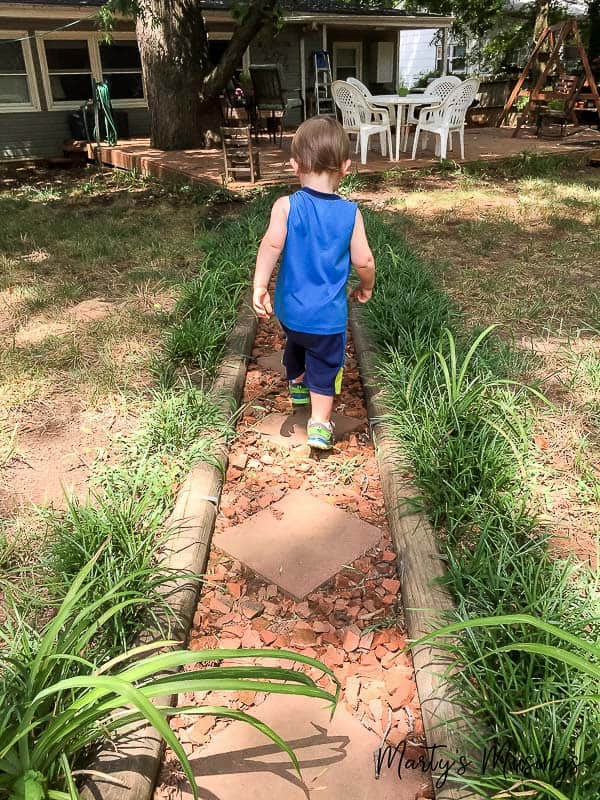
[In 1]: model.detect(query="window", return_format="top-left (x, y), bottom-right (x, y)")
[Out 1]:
top-left (333, 42), bottom-right (362, 82)
top-left (99, 39), bottom-right (143, 101)
top-left (44, 38), bottom-right (93, 104)
top-left (36, 32), bottom-right (147, 110)
top-left (449, 44), bottom-right (467, 74)
top-left (437, 42), bottom-right (467, 75)
top-left (0, 33), bottom-right (40, 112)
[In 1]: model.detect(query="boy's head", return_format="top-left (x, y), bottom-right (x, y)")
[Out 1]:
top-left (290, 117), bottom-right (351, 178)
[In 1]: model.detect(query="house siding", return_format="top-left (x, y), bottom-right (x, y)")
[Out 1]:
top-left (398, 28), bottom-right (438, 88)
top-left (2, 10), bottom-right (447, 159)
top-left (248, 26), bottom-right (401, 121)
top-left (1, 108), bottom-right (150, 161)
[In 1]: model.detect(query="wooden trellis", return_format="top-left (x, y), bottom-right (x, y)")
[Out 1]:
top-left (497, 19), bottom-right (600, 136)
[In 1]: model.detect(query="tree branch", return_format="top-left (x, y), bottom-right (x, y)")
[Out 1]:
top-left (201, 0), bottom-right (279, 100)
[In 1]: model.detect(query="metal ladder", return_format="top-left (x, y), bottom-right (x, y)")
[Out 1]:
top-left (314, 50), bottom-right (335, 116)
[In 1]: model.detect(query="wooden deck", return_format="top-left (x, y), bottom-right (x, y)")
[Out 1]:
top-left (87, 125), bottom-right (600, 189)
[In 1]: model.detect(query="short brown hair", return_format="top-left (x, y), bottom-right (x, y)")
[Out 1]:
top-left (291, 117), bottom-right (350, 174)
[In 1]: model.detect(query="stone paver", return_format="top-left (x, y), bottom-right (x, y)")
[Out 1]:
top-left (256, 351), bottom-right (286, 376)
top-left (256, 408), bottom-right (362, 448)
top-left (214, 490), bottom-right (382, 599)
top-left (180, 694), bottom-right (428, 800)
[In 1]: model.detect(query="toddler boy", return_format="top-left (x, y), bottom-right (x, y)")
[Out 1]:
top-left (252, 117), bottom-right (375, 450)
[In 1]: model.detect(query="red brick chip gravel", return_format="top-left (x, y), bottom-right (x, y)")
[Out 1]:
top-left (155, 314), bottom-right (434, 800)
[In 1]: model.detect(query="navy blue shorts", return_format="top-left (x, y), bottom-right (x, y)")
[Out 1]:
top-left (280, 323), bottom-right (346, 396)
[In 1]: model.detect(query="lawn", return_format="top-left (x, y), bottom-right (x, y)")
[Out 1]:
top-left (349, 151), bottom-right (599, 798)
top-left (369, 153), bottom-right (599, 567)
top-left (0, 167), bottom-right (337, 799)
top-left (0, 152), bottom-right (598, 799)
top-left (0, 166), bottom-right (220, 545)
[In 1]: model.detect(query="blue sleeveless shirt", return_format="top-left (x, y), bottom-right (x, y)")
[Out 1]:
top-left (274, 186), bottom-right (358, 335)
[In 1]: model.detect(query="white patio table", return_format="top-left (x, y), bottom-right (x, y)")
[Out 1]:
top-left (370, 93), bottom-right (438, 160)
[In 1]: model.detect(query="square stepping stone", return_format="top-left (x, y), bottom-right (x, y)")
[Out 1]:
top-left (257, 351), bottom-right (286, 377)
top-left (214, 490), bottom-right (381, 599)
top-left (256, 408), bottom-right (362, 448)
top-left (181, 694), bottom-right (427, 799)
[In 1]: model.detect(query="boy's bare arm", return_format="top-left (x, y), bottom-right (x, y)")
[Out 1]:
top-left (252, 196), bottom-right (289, 318)
top-left (350, 209), bottom-right (375, 303)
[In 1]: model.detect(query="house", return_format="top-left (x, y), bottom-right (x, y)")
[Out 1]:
top-left (0, 0), bottom-right (452, 161)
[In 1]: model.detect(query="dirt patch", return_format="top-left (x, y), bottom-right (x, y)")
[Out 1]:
top-left (0, 403), bottom-right (136, 515)
top-left (13, 320), bottom-right (71, 346)
top-left (69, 298), bottom-right (119, 322)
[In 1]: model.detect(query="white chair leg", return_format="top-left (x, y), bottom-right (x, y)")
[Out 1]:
top-left (440, 130), bottom-right (448, 160)
top-left (379, 131), bottom-right (387, 157)
top-left (434, 134), bottom-right (440, 157)
top-left (422, 134), bottom-right (429, 150)
top-left (387, 127), bottom-right (393, 161)
top-left (355, 133), bottom-right (359, 154)
top-left (360, 129), bottom-right (369, 165)
top-left (449, 131), bottom-right (454, 150)
top-left (459, 127), bottom-right (465, 159)
top-left (411, 126), bottom-right (421, 160)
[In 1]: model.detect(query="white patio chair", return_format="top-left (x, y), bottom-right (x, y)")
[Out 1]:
top-left (346, 76), bottom-right (397, 126)
top-left (332, 80), bottom-right (393, 165)
top-left (403, 75), bottom-right (462, 151)
top-left (411, 78), bottom-right (479, 161)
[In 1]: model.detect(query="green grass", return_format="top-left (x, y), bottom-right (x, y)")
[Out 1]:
top-left (1, 171), bottom-right (262, 625)
top-left (360, 207), bottom-right (599, 799)
top-left (0, 179), bottom-right (320, 798)
top-left (0, 168), bottom-right (211, 425)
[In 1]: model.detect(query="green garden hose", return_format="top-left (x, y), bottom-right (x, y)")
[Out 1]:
top-left (93, 81), bottom-right (118, 146)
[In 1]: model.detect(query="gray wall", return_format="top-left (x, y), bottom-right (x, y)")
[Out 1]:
top-left (248, 26), bottom-right (399, 126)
top-left (2, 13), bottom-right (405, 158)
top-left (249, 26), bottom-right (310, 126)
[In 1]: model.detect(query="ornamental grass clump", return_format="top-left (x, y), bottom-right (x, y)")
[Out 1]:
top-left (163, 199), bottom-right (271, 375)
top-left (359, 208), bottom-right (599, 798)
top-left (0, 546), bottom-right (339, 800)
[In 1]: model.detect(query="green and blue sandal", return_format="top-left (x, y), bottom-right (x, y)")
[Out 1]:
top-left (307, 418), bottom-right (335, 450)
top-left (289, 380), bottom-right (310, 406)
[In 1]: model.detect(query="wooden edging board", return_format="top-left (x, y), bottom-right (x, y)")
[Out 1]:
top-left (81, 289), bottom-right (257, 800)
top-left (349, 306), bottom-right (478, 800)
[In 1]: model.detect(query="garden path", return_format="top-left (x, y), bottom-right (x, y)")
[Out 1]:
top-left (154, 314), bottom-right (433, 800)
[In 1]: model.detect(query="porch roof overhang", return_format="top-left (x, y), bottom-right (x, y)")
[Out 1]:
top-left (0, 2), bottom-right (452, 28)
top-left (204, 9), bottom-right (453, 29)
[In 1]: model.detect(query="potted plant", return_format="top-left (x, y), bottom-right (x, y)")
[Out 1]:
top-left (396, 77), bottom-right (409, 97)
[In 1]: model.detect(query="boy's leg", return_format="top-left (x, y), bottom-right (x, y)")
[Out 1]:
top-left (281, 324), bottom-right (310, 405)
top-left (310, 391), bottom-right (334, 424)
top-left (281, 324), bottom-right (305, 381)
top-left (303, 330), bottom-right (345, 421)
top-left (303, 330), bottom-right (346, 449)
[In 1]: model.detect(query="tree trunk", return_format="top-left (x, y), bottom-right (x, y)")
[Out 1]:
top-left (533, 0), bottom-right (550, 43)
top-left (135, 0), bottom-right (279, 150)
top-left (589, 0), bottom-right (600, 67)
top-left (136, 0), bottom-right (210, 150)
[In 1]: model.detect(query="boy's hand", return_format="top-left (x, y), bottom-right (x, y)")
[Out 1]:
top-left (351, 286), bottom-right (373, 303)
top-left (253, 287), bottom-right (273, 318)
